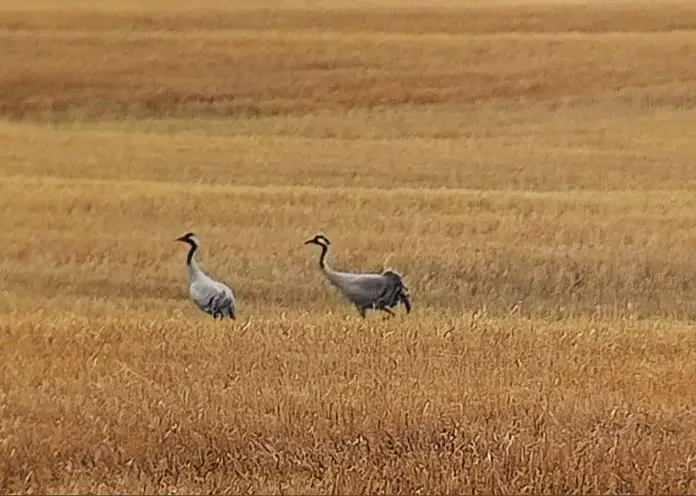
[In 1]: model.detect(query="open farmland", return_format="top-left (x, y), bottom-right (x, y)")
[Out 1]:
top-left (2, 0), bottom-right (696, 493)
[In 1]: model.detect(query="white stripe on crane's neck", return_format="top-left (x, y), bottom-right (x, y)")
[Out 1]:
top-left (317, 241), bottom-right (346, 287)
top-left (186, 241), bottom-right (205, 280)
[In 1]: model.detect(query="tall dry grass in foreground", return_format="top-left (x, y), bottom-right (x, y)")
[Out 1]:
top-left (1, 1), bottom-right (696, 493)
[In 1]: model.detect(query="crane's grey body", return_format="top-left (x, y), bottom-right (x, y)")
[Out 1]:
top-left (176, 232), bottom-right (236, 320)
top-left (305, 234), bottom-right (411, 318)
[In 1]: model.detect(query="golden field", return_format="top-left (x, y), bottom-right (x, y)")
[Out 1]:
top-left (2, 0), bottom-right (696, 493)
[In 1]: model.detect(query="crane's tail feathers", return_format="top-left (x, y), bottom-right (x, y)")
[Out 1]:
top-left (378, 270), bottom-right (412, 314)
top-left (201, 293), bottom-right (236, 321)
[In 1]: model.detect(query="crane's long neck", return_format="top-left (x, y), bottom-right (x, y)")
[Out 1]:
top-left (186, 242), bottom-right (203, 279)
top-left (317, 242), bottom-right (334, 270)
top-left (318, 243), bottom-right (344, 286)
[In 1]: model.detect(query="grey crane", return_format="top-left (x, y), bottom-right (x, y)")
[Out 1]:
top-left (304, 234), bottom-right (412, 318)
top-left (175, 232), bottom-right (237, 320)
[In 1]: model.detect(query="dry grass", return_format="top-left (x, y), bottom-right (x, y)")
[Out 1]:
top-left (2, 1), bottom-right (696, 494)
top-left (4, 1), bottom-right (696, 119)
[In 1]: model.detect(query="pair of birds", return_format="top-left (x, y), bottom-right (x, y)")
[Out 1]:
top-left (175, 232), bottom-right (412, 320)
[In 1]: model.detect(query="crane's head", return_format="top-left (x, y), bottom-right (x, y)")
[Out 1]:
top-left (304, 234), bottom-right (331, 247)
top-left (175, 232), bottom-right (199, 247)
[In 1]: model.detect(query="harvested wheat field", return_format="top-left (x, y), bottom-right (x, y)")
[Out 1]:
top-left (2, 0), bottom-right (696, 494)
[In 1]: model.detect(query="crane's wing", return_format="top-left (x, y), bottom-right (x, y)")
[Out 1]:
top-left (216, 280), bottom-right (237, 318)
top-left (340, 273), bottom-right (404, 310)
top-left (189, 279), bottom-right (236, 319)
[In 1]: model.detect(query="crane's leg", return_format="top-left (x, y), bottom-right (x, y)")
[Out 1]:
top-left (356, 305), bottom-right (367, 318)
top-left (401, 296), bottom-right (412, 314)
top-left (381, 308), bottom-right (396, 318)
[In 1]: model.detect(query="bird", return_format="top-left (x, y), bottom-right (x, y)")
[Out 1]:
top-left (175, 232), bottom-right (237, 320)
top-left (304, 234), bottom-right (412, 318)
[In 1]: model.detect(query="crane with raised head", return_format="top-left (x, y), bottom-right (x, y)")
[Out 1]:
top-left (304, 234), bottom-right (411, 318)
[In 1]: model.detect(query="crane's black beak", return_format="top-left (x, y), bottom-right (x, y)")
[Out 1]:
top-left (304, 239), bottom-right (316, 245)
